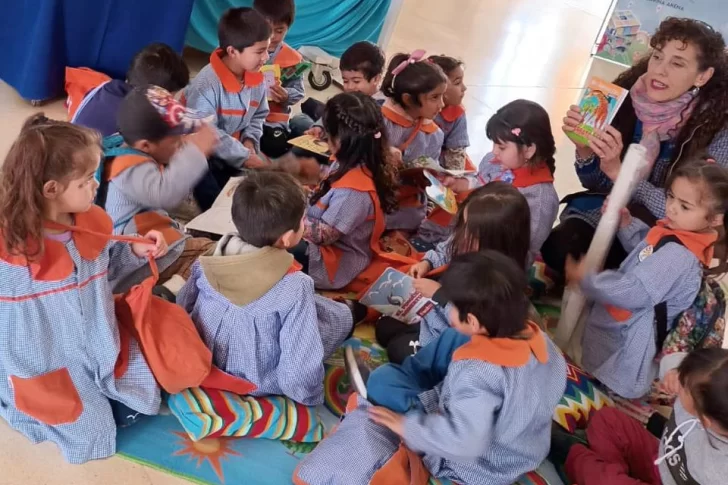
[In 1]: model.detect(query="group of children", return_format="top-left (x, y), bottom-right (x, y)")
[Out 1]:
top-left (1, 1), bottom-right (727, 483)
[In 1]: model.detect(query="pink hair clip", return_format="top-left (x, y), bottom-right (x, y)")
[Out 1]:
top-left (511, 128), bottom-right (522, 137)
top-left (373, 131), bottom-right (382, 139)
top-left (391, 49), bottom-right (426, 76)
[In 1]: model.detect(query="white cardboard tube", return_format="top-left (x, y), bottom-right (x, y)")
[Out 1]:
top-left (555, 144), bottom-right (649, 363)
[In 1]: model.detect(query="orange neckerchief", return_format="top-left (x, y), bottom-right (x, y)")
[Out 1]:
top-left (271, 43), bottom-right (303, 68)
top-left (509, 163), bottom-right (554, 188)
top-left (210, 49), bottom-right (264, 93)
top-left (645, 220), bottom-right (717, 267)
top-left (438, 105), bottom-right (465, 124)
top-left (381, 99), bottom-right (439, 134)
top-left (453, 322), bottom-right (549, 367)
top-left (0, 206), bottom-right (115, 282)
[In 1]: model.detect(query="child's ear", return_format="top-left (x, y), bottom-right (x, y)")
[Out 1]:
top-left (225, 46), bottom-right (238, 58)
top-left (132, 139), bottom-right (153, 154)
top-left (372, 74), bottom-right (383, 86)
top-left (466, 313), bottom-right (487, 335)
top-left (523, 143), bottom-right (537, 161)
top-left (710, 212), bottom-right (724, 229)
top-left (402, 93), bottom-right (415, 108)
top-left (277, 229), bottom-right (296, 249)
top-left (42, 180), bottom-right (62, 200)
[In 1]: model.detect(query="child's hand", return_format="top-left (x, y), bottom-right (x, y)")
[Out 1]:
top-left (413, 278), bottom-right (441, 299)
top-left (389, 147), bottom-right (403, 167)
top-left (660, 369), bottom-right (681, 396)
top-left (270, 84), bottom-right (289, 104)
top-left (368, 407), bottom-right (404, 437)
top-left (188, 124), bottom-right (219, 157)
top-left (304, 126), bottom-right (324, 139)
top-left (245, 154), bottom-right (268, 169)
top-left (601, 197), bottom-right (632, 228)
top-left (132, 230), bottom-right (168, 259)
top-left (443, 177), bottom-right (470, 193)
top-left (408, 260), bottom-right (432, 278)
top-left (564, 255), bottom-right (587, 286)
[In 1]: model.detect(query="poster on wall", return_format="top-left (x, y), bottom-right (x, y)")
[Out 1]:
top-left (595, 0), bottom-right (728, 66)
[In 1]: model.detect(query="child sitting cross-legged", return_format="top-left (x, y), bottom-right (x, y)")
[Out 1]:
top-left (177, 171), bottom-right (357, 406)
top-left (293, 251), bottom-right (567, 485)
top-left (101, 86), bottom-right (219, 293)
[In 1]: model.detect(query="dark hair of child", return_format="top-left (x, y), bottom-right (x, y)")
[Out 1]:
top-left (0, 114), bottom-right (100, 259)
top-left (340, 41), bottom-right (386, 81)
top-left (449, 181), bottom-right (531, 269)
top-left (231, 171), bottom-right (306, 248)
top-left (127, 43), bottom-right (190, 93)
top-left (253, 0), bottom-right (295, 27)
top-left (218, 7), bottom-right (272, 52)
top-left (486, 99), bottom-right (557, 174)
top-left (678, 348), bottom-right (728, 434)
top-left (311, 92), bottom-right (398, 213)
top-left (440, 250), bottom-right (529, 338)
top-left (665, 158), bottom-right (728, 272)
top-left (380, 53), bottom-right (447, 107)
top-left (427, 55), bottom-right (464, 77)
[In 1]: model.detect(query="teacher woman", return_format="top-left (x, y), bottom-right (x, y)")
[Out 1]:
top-left (542, 17), bottom-right (728, 274)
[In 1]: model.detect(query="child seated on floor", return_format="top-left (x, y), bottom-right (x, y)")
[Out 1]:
top-left (101, 86), bottom-right (219, 292)
top-left (379, 182), bottom-right (532, 363)
top-left (294, 251), bottom-right (567, 485)
top-left (380, 50), bottom-right (448, 232)
top-left (565, 159), bottom-right (728, 399)
top-left (0, 114), bottom-right (165, 463)
top-left (253, 0), bottom-right (306, 158)
top-left (183, 7), bottom-right (271, 209)
top-left (429, 55), bottom-right (470, 170)
top-left (284, 40), bottom-right (387, 180)
top-left (70, 43), bottom-right (189, 136)
top-left (565, 348), bottom-right (728, 485)
top-left (422, 99), bottom-right (559, 252)
top-left (293, 91), bottom-right (414, 292)
top-left (176, 171), bottom-right (357, 406)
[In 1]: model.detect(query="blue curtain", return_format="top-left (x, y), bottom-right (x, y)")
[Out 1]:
top-left (186, 0), bottom-right (392, 57)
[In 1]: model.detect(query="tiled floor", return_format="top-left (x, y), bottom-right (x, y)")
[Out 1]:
top-left (0, 0), bottom-right (621, 483)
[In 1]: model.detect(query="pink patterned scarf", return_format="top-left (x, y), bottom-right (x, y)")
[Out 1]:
top-left (630, 73), bottom-right (696, 169)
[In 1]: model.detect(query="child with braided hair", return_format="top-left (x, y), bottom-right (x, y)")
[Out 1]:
top-left (293, 92), bottom-right (412, 291)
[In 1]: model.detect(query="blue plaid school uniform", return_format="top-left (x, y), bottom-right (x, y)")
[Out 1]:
top-left (0, 206), bottom-right (160, 464)
top-left (294, 325), bottom-right (567, 485)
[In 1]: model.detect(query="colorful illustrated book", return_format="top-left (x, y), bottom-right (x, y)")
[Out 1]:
top-left (288, 135), bottom-right (330, 155)
top-left (281, 61), bottom-right (312, 83)
top-left (423, 171), bottom-right (458, 215)
top-left (261, 64), bottom-right (281, 100)
top-left (359, 268), bottom-right (435, 324)
top-left (401, 156), bottom-right (475, 178)
top-left (567, 77), bottom-right (628, 146)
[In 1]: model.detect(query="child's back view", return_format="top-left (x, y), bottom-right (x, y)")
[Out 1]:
top-left (177, 172), bottom-right (354, 406)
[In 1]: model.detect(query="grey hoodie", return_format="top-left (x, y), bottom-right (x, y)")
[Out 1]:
top-left (658, 400), bottom-right (728, 485)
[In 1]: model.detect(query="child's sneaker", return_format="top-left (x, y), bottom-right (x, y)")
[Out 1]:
top-left (344, 346), bottom-right (370, 399)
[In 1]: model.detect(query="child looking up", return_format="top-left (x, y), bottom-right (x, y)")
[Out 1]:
top-left (294, 251), bottom-right (567, 485)
top-left (566, 348), bottom-right (728, 485)
top-left (429, 55), bottom-right (469, 170)
top-left (177, 171), bottom-right (354, 406)
top-left (0, 115), bottom-right (165, 463)
top-left (71, 43), bottom-right (190, 136)
top-left (380, 182), bottom-right (532, 363)
top-left (253, 0), bottom-right (307, 158)
top-left (184, 7), bottom-right (271, 207)
top-left (295, 92), bottom-right (403, 292)
top-left (102, 86), bottom-right (218, 292)
top-left (566, 159), bottom-right (728, 398)
top-left (440, 100), bottom-right (558, 260)
top-left (381, 51), bottom-right (447, 231)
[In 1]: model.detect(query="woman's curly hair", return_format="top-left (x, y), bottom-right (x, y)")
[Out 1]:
top-left (612, 17), bottom-right (728, 165)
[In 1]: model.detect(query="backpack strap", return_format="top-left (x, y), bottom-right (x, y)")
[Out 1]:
top-left (652, 235), bottom-right (684, 350)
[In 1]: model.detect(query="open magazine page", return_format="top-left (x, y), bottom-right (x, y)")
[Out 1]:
top-left (185, 177), bottom-right (244, 236)
top-left (400, 156), bottom-right (475, 178)
top-left (359, 268), bottom-right (435, 324)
